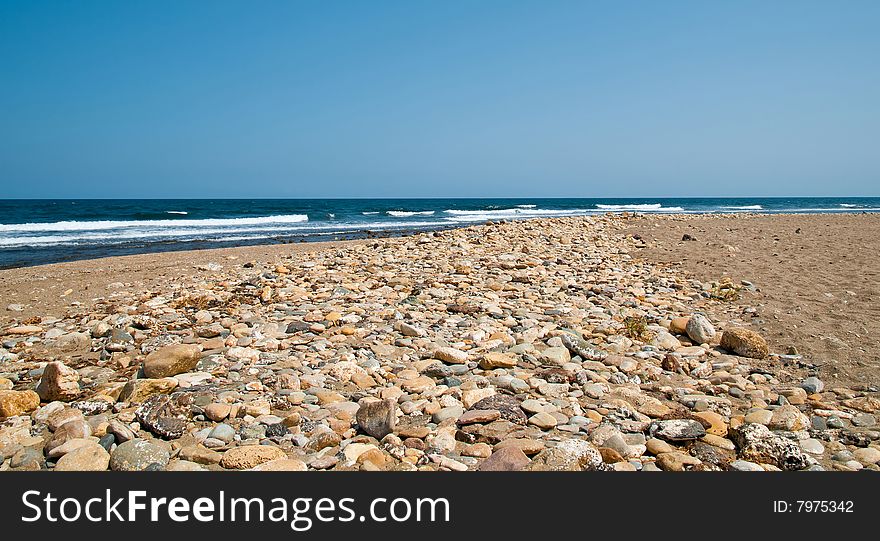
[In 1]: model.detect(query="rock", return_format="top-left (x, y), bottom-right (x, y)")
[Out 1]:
top-left (694, 411), bottom-right (728, 437)
top-left (143, 343), bottom-right (202, 378)
top-left (537, 347), bottom-right (571, 366)
top-left (434, 347), bottom-right (468, 365)
top-left (219, 445), bottom-right (287, 469)
top-left (0, 390), bottom-right (40, 418)
top-left (53, 332), bottom-right (92, 353)
top-left (110, 440), bottom-right (171, 471)
top-left (646, 438), bottom-right (675, 455)
top-left (685, 313), bottom-right (715, 344)
top-left (799, 438), bottom-right (825, 455)
top-left (559, 333), bottom-right (607, 361)
top-left (656, 452), bottom-right (701, 471)
top-left (744, 409), bottom-right (773, 425)
top-left (669, 317), bottom-right (690, 334)
top-left (801, 377), bottom-right (824, 394)
top-left (47, 437), bottom-right (94, 458)
top-left (852, 447), bottom-right (880, 465)
top-left (650, 330), bottom-right (680, 350)
top-left (768, 405), bottom-right (810, 431)
top-left (204, 403), bottom-right (232, 422)
top-left (728, 423), bottom-right (809, 470)
top-left (54, 442), bottom-right (110, 471)
top-left (528, 412), bottom-right (558, 430)
top-left (852, 413), bottom-right (876, 427)
top-left (525, 439), bottom-right (603, 471)
top-left (477, 446), bottom-right (531, 471)
top-left (178, 445), bottom-right (222, 465)
top-left (36, 361), bottom-right (81, 402)
top-left (462, 388), bottom-right (495, 409)
top-left (479, 352), bottom-right (518, 369)
top-left (166, 460), bottom-right (208, 471)
top-left (45, 420), bottom-right (91, 454)
top-left (394, 321), bottom-right (426, 337)
top-left (720, 328), bottom-right (769, 359)
top-left (652, 419), bottom-right (706, 441)
top-left (356, 399), bottom-right (397, 439)
top-left (471, 394), bottom-right (527, 424)
top-left (119, 378), bottom-right (178, 403)
top-left (457, 409), bottom-right (501, 425)
top-left (250, 458), bottom-right (308, 471)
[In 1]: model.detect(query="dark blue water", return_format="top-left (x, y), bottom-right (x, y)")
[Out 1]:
top-left (1, 197), bottom-right (879, 268)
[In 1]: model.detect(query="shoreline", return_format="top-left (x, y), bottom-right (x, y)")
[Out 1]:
top-left (1, 213), bottom-right (878, 472)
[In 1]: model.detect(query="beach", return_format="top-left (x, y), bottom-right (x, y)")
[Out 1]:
top-left (1, 213), bottom-right (878, 472)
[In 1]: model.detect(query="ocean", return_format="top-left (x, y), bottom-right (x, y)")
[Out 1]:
top-left (1, 197), bottom-right (878, 269)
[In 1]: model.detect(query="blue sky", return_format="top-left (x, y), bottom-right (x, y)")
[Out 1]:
top-left (1, 0), bottom-right (878, 198)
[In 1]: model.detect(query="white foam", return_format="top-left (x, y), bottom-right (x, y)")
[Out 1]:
top-left (721, 205), bottom-right (763, 210)
top-left (515, 204), bottom-right (537, 208)
top-left (0, 214), bottom-right (309, 233)
top-left (442, 208), bottom-right (595, 222)
top-left (361, 211), bottom-right (380, 215)
top-left (839, 204), bottom-right (859, 208)
top-left (0, 219), bottom-right (450, 248)
top-left (594, 204), bottom-right (685, 212)
top-left (387, 210), bottom-right (435, 217)
top-left (166, 211), bottom-right (188, 215)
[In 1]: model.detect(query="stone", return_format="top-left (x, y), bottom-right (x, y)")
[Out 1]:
top-left (744, 409), bottom-right (773, 425)
top-left (250, 458), bottom-right (308, 471)
top-left (850, 447), bottom-right (880, 465)
top-left (656, 452), bottom-right (701, 471)
top-left (0, 390), bottom-right (40, 418)
top-left (768, 405), bottom-right (810, 431)
top-left (652, 419), bottom-right (706, 441)
top-left (694, 411), bottom-right (728, 437)
top-left (801, 377), bottom-right (824, 394)
top-left (110, 439), bottom-right (171, 471)
top-left (434, 347), bottom-right (468, 364)
top-left (728, 423), bottom-right (809, 471)
top-left (670, 317), bottom-right (690, 334)
top-left (178, 445), bottom-right (222, 465)
top-left (119, 378), bottom-right (178, 403)
top-left (356, 399), bottom-right (397, 439)
top-left (462, 388), bottom-right (495, 409)
top-left (219, 445), bottom-right (287, 469)
top-left (528, 412), bottom-right (558, 430)
top-left (458, 409), bottom-right (501, 425)
top-left (143, 343), bottom-right (202, 378)
top-left (720, 328), bottom-right (769, 359)
top-left (54, 442), bottom-right (110, 471)
top-left (47, 437), bottom-right (94, 458)
top-left (477, 446), bottom-right (531, 471)
top-left (36, 361), bottom-right (81, 402)
top-left (479, 352), bottom-right (518, 369)
top-left (646, 437), bottom-right (675, 455)
top-left (204, 403), bottom-right (232, 422)
top-left (799, 438), bottom-right (825, 455)
top-left (524, 439), bottom-right (603, 471)
top-left (685, 313), bottom-right (715, 344)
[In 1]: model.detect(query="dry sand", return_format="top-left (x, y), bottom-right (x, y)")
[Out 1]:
top-left (620, 213), bottom-right (880, 389)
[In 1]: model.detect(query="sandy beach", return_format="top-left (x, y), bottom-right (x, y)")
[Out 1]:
top-left (1, 214), bottom-right (878, 472)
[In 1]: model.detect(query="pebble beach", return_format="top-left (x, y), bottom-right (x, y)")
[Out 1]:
top-left (1, 213), bottom-right (878, 472)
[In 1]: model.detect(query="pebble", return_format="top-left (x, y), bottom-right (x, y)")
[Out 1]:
top-left (110, 440), bottom-right (170, 471)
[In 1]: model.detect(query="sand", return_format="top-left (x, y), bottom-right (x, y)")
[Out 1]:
top-left (620, 213), bottom-right (880, 389)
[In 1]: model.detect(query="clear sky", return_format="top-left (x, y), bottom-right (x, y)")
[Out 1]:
top-left (1, 0), bottom-right (878, 198)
